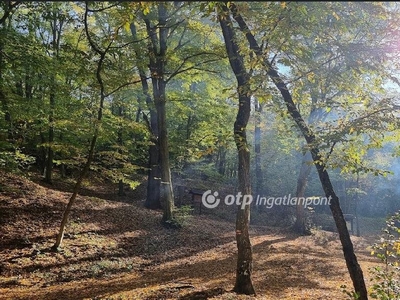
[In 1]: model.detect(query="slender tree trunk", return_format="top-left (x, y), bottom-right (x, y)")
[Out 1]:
top-left (230, 4), bottom-right (368, 299)
top-left (254, 100), bottom-right (262, 197)
top-left (355, 174), bottom-right (360, 237)
top-left (39, 131), bottom-right (46, 174)
top-left (52, 4), bottom-right (107, 251)
top-left (115, 106), bottom-right (125, 196)
top-left (293, 151), bottom-right (312, 234)
top-left (184, 113), bottom-right (192, 168)
top-left (0, 24), bottom-right (12, 144)
top-left (219, 7), bottom-right (255, 295)
top-left (218, 147), bottom-right (226, 175)
top-left (233, 99), bottom-right (254, 294)
top-left (45, 92), bottom-right (55, 184)
top-left (45, 11), bottom-right (63, 184)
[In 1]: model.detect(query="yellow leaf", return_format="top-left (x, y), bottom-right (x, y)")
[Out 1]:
top-left (123, 22), bottom-right (131, 33)
top-left (332, 11), bottom-right (340, 20)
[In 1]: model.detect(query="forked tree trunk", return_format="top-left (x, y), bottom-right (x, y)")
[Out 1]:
top-left (229, 4), bottom-right (368, 298)
top-left (130, 23), bottom-right (161, 209)
top-left (219, 7), bottom-right (255, 295)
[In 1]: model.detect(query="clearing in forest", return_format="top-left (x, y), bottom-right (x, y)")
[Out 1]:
top-left (0, 171), bottom-right (382, 299)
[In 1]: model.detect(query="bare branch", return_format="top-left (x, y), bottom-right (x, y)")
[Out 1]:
top-left (173, 22), bottom-right (188, 51)
top-left (84, 2), bottom-right (104, 56)
top-left (105, 79), bottom-right (142, 98)
top-left (166, 52), bottom-right (223, 82)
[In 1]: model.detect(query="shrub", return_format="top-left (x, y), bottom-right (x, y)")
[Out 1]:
top-left (369, 211), bottom-right (400, 299)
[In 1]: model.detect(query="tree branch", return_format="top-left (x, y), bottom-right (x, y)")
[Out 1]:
top-left (0, 0), bottom-right (20, 25)
top-left (105, 79), bottom-right (142, 98)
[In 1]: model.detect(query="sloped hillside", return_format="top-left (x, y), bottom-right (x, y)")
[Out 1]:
top-left (0, 171), bottom-right (381, 299)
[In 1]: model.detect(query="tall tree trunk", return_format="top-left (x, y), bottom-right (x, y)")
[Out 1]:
top-left (44, 91), bottom-right (54, 184)
top-left (154, 3), bottom-right (174, 223)
top-left (117, 107), bottom-right (125, 196)
top-left (146, 137), bottom-right (161, 208)
top-left (130, 23), bottom-right (161, 209)
top-left (156, 85), bottom-right (174, 222)
top-left (45, 10), bottom-right (63, 184)
top-left (219, 7), bottom-right (255, 295)
top-left (184, 113), bottom-right (192, 169)
top-left (230, 4), bottom-right (368, 299)
top-left (0, 23), bottom-right (12, 144)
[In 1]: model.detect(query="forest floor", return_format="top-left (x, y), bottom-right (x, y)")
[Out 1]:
top-left (0, 170), bottom-right (385, 300)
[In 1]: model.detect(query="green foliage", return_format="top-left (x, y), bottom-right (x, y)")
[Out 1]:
top-left (340, 284), bottom-right (360, 300)
top-left (369, 211), bottom-right (400, 299)
top-left (172, 205), bottom-right (194, 227)
top-left (0, 1), bottom-right (399, 224)
top-left (0, 149), bottom-right (35, 172)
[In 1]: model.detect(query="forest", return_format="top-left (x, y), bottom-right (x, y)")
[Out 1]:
top-left (1, 1), bottom-right (400, 299)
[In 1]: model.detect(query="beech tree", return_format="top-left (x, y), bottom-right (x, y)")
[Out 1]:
top-left (131, 2), bottom-right (228, 223)
top-left (218, 5), bottom-right (255, 295)
top-left (225, 2), bottom-right (400, 298)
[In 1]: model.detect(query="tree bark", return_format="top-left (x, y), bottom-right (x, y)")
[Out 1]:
top-left (45, 10), bottom-right (63, 184)
top-left (44, 91), bottom-right (54, 184)
top-left (219, 6), bottom-right (255, 295)
top-left (230, 4), bottom-right (368, 299)
top-left (293, 151), bottom-right (312, 234)
top-left (117, 106), bottom-right (125, 196)
top-left (143, 3), bottom-right (174, 222)
top-left (217, 147), bottom-right (226, 175)
top-left (130, 23), bottom-right (161, 209)
top-left (254, 100), bottom-right (262, 198)
top-left (355, 174), bottom-right (360, 237)
top-left (294, 100), bottom-right (325, 234)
